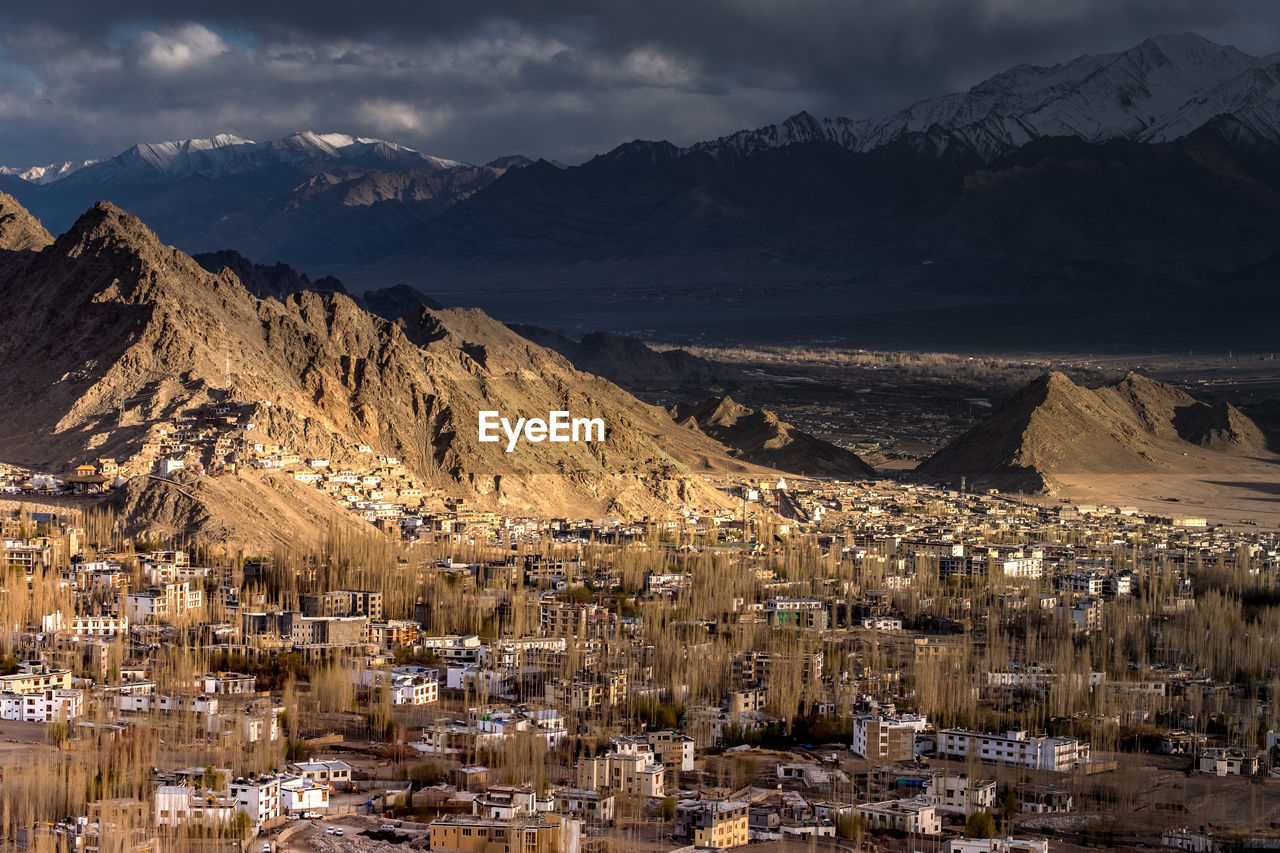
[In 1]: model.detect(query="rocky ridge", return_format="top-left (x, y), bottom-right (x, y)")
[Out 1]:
top-left (916, 371), bottom-right (1268, 494)
top-left (0, 197), bottom-right (774, 546)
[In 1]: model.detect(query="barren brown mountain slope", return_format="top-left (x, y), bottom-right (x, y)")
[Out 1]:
top-left (670, 395), bottom-right (876, 479)
top-left (0, 190), bottom-right (52, 254)
top-left (0, 199), bottom-right (765, 547)
top-left (916, 371), bottom-right (1272, 495)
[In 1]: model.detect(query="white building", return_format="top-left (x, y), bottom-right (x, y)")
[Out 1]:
top-left (856, 798), bottom-right (941, 835)
top-left (946, 839), bottom-right (1049, 853)
top-left (287, 760), bottom-right (352, 789)
top-left (219, 701), bottom-right (283, 743)
top-left (154, 785), bottom-right (235, 829)
top-left (41, 613), bottom-right (129, 638)
top-left (125, 581), bottom-right (202, 624)
top-left (360, 667), bottom-right (440, 705)
top-left (280, 776), bottom-right (330, 814)
top-left (420, 634), bottom-right (484, 666)
top-left (937, 729), bottom-right (1090, 772)
top-left (0, 688), bottom-right (84, 723)
top-left (418, 707), bottom-right (567, 757)
top-left (229, 774), bottom-right (281, 829)
top-left (472, 785), bottom-right (552, 820)
top-left (203, 672), bottom-right (256, 695)
top-left (926, 773), bottom-right (997, 816)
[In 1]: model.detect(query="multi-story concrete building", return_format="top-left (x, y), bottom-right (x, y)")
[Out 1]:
top-left (926, 772), bottom-right (997, 816)
top-left (576, 750), bottom-right (665, 798)
top-left (301, 589), bottom-right (383, 620)
top-left (856, 798), bottom-right (941, 835)
top-left (646, 730), bottom-right (696, 772)
top-left (0, 662), bottom-right (72, 695)
top-left (765, 598), bottom-right (829, 630)
top-left (538, 597), bottom-right (617, 639)
top-left (937, 729), bottom-right (1090, 772)
top-left (361, 666), bottom-right (440, 705)
top-left (554, 789), bottom-right (615, 823)
top-left (852, 714), bottom-right (927, 762)
top-left (154, 785), bottom-right (236, 829)
top-left (0, 688), bottom-right (83, 722)
top-left (1057, 598), bottom-right (1103, 633)
top-left (674, 800), bottom-right (750, 849)
top-left (228, 774), bottom-right (281, 829)
top-left (125, 582), bottom-right (202, 624)
top-left (544, 671), bottom-right (627, 715)
top-left (427, 814), bottom-right (579, 853)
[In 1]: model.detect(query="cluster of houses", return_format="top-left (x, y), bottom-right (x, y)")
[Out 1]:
top-left (153, 758), bottom-right (352, 831)
top-left (5, 471), bottom-right (1280, 851)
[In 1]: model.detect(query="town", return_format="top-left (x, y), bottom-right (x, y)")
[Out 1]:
top-left (2, 466), bottom-right (1278, 852)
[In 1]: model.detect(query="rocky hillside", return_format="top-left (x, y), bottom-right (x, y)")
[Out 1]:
top-left (0, 197), bottom-right (765, 546)
top-left (670, 395), bottom-right (875, 479)
top-left (0, 191), bottom-right (53, 254)
top-left (916, 371), bottom-right (1268, 494)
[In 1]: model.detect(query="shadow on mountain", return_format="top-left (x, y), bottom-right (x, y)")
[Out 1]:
top-left (1205, 481), bottom-right (1280, 501)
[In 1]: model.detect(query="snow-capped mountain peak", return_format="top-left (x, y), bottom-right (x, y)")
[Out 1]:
top-left (690, 33), bottom-right (1280, 163)
top-left (0, 159), bottom-right (100, 185)
top-left (11, 131), bottom-right (471, 189)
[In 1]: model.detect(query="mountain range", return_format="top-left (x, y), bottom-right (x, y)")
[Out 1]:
top-left (4, 185), bottom-right (1278, 542)
top-left (0, 191), bottom-right (777, 548)
top-left (691, 33), bottom-right (1280, 162)
top-left (5, 33), bottom-right (1280, 347)
top-left (0, 131), bottom-right (529, 268)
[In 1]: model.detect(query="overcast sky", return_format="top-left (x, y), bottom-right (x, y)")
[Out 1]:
top-left (1, 1), bottom-right (1279, 167)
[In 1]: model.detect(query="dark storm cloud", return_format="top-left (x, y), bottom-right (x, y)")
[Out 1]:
top-left (1, 1), bottom-right (1278, 167)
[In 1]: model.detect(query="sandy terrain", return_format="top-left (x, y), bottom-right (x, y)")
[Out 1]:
top-left (1046, 448), bottom-right (1280, 528)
